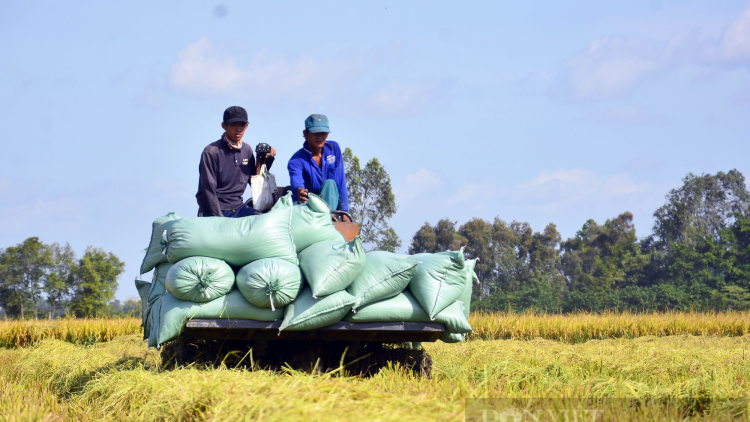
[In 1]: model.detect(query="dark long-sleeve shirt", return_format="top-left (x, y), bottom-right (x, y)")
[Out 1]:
top-left (196, 137), bottom-right (274, 216)
top-left (287, 140), bottom-right (349, 212)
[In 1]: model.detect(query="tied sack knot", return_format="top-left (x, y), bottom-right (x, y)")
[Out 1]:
top-left (198, 276), bottom-right (211, 299)
top-left (266, 280), bottom-right (281, 311)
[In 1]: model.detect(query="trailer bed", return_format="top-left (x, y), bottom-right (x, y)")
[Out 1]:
top-left (183, 319), bottom-right (446, 343)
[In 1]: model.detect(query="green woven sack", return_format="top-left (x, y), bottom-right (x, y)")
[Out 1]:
top-left (140, 212), bottom-right (180, 274)
top-left (439, 332), bottom-right (465, 343)
top-left (279, 286), bottom-right (356, 331)
top-left (165, 194), bottom-right (297, 267)
top-left (459, 259), bottom-right (478, 318)
top-left (347, 251), bottom-right (417, 311)
top-left (291, 194), bottom-right (344, 252)
top-left (149, 289), bottom-right (283, 347)
top-left (144, 263), bottom-right (172, 340)
top-left (165, 257), bottom-right (235, 303)
top-left (406, 249), bottom-right (466, 319)
top-left (135, 278), bottom-right (151, 327)
top-left (147, 263), bottom-right (172, 305)
top-left (298, 236), bottom-right (366, 297)
top-left (236, 258), bottom-right (302, 310)
top-left (344, 290), bottom-right (471, 334)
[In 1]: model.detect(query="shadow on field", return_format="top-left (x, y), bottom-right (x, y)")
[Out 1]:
top-left (61, 355), bottom-right (152, 397)
top-left (159, 339), bottom-right (433, 378)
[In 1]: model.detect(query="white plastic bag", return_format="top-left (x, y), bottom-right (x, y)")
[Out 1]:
top-left (251, 164), bottom-right (278, 212)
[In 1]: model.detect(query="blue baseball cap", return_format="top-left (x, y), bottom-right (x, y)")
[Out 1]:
top-left (304, 114), bottom-right (330, 133)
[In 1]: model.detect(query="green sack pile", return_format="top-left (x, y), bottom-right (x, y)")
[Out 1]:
top-left (347, 251), bottom-right (417, 311)
top-left (345, 290), bottom-right (472, 335)
top-left (407, 249), bottom-right (468, 319)
top-left (140, 212), bottom-right (180, 275)
top-left (279, 286), bottom-right (356, 331)
top-left (142, 262), bottom-right (172, 340)
top-left (291, 194), bottom-right (344, 252)
top-left (165, 195), bottom-right (297, 266)
top-left (298, 237), bottom-right (366, 297)
top-left (148, 290), bottom-right (283, 348)
top-left (139, 192), bottom-right (477, 347)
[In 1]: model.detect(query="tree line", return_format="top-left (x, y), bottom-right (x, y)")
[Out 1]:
top-left (408, 169), bottom-right (750, 312)
top-left (0, 239), bottom-right (126, 318)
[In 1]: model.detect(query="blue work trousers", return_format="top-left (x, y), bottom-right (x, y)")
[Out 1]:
top-left (198, 202), bottom-right (262, 218)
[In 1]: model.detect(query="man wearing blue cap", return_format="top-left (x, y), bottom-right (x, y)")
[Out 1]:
top-left (287, 114), bottom-right (351, 221)
top-left (195, 106), bottom-right (277, 217)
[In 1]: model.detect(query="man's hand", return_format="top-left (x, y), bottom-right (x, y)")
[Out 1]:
top-left (296, 187), bottom-right (309, 203)
top-left (331, 214), bottom-right (352, 222)
top-left (269, 147), bottom-right (277, 158)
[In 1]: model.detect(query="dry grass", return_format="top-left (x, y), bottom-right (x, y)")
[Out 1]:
top-left (468, 310), bottom-right (750, 343)
top-left (0, 312), bottom-right (749, 420)
top-left (0, 317), bottom-right (141, 348)
top-left (0, 333), bottom-right (748, 421)
top-left (3, 311), bottom-right (749, 349)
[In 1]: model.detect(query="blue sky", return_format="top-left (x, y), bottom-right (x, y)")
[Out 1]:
top-left (1, 1), bottom-right (749, 301)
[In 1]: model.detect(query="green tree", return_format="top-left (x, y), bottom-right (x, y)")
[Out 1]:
top-left (458, 218), bottom-right (496, 299)
top-left (122, 297), bottom-right (140, 315)
top-left (44, 242), bottom-right (76, 319)
top-left (0, 237), bottom-right (53, 319)
top-left (561, 212), bottom-right (650, 294)
top-left (69, 247), bottom-right (125, 317)
top-left (645, 169), bottom-right (750, 253)
top-left (342, 147), bottom-right (401, 252)
top-left (408, 218), bottom-right (465, 254)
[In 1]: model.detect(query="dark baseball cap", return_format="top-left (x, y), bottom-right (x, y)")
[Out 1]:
top-left (223, 106), bottom-right (248, 124)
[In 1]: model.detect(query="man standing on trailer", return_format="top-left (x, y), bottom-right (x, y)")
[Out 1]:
top-left (195, 106), bottom-right (277, 217)
top-left (287, 114), bottom-right (351, 221)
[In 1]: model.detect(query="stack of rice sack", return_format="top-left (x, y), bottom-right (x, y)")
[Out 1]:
top-left (135, 193), bottom-right (478, 348)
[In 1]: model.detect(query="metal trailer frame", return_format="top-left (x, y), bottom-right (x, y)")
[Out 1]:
top-left (182, 319), bottom-right (446, 343)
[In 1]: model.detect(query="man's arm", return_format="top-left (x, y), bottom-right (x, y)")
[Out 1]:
top-left (198, 148), bottom-right (223, 217)
top-left (254, 150), bottom-right (276, 174)
top-left (287, 157), bottom-right (307, 203)
top-left (263, 155), bottom-right (275, 171)
top-left (334, 146), bottom-right (349, 212)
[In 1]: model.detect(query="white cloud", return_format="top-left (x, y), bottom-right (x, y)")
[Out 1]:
top-left (168, 37), bottom-right (363, 103)
top-left (517, 168), bottom-right (649, 204)
top-left (167, 37), bottom-right (451, 116)
top-left (552, 2), bottom-right (750, 102)
top-left (396, 168), bottom-right (650, 213)
top-left (394, 168), bottom-right (444, 199)
top-left (445, 182), bottom-right (496, 206)
top-left (556, 37), bottom-right (665, 101)
top-left (717, 3), bottom-right (750, 63)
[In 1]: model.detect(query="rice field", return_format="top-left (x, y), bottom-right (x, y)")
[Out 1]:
top-left (2, 311), bottom-right (748, 349)
top-left (468, 310), bottom-right (750, 342)
top-left (0, 312), bottom-right (748, 421)
top-left (0, 317), bottom-right (141, 348)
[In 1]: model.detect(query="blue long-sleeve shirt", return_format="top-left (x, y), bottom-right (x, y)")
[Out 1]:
top-left (287, 140), bottom-right (349, 212)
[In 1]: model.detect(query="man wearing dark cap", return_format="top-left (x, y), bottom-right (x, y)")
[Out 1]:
top-left (287, 114), bottom-right (351, 221)
top-left (195, 106), bottom-right (277, 217)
